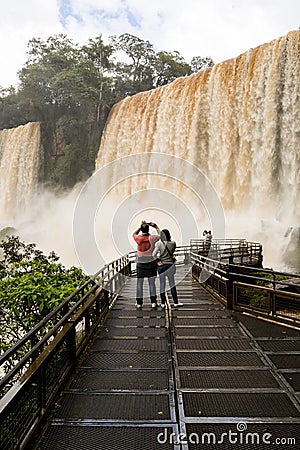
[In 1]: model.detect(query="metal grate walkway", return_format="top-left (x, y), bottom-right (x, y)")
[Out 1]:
top-left (36, 270), bottom-right (300, 450)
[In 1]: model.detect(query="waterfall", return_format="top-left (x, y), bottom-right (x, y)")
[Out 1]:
top-left (0, 122), bottom-right (41, 219)
top-left (95, 30), bottom-right (300, 270)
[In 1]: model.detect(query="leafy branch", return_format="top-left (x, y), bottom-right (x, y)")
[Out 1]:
top-left (0, 236), bottom-right (89, 355)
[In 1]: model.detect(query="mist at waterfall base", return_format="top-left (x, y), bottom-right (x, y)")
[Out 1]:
top-left (0, 178), bottom-right (207, 272)
top-left (1, 158), bottom-right (299, 275)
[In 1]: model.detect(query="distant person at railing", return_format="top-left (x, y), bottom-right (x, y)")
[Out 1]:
top-left (204, 229), bottom-right (213, 252)
top-left (152, 229), bottom-right (183, 308)
top-left (133, 221), bottom-right (160, 309)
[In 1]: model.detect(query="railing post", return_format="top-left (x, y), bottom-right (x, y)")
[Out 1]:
top-left (192, 260), bottom-right (200, 280)
top-left (258, 244), bottom-right (263, 267)
top-left (270, 290), bottom-right (276, 316)
top-left (39, 365), bottom-right (47, 412)
top-left (85, 310), bottom-right (91, 333)
top-left (66, 323), bottom-right (77, 367)
top-left (103, 289), bottom-right (109, 312)
top-left (226, 265), bottom-right (234, 310)
top-left (184, 247), bottom-right (190, 265)
top-left (96, 291), bottom-right (100, 316)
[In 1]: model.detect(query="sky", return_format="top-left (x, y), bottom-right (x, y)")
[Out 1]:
top-left (0, 0), bottom-right (299, 88)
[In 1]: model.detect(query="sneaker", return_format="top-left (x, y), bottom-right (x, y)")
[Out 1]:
top-left (174, 302), bottom-right (183, 307)
top-left (151, 303), bottom-right (157, 309)
top-left (136, 303), bottom-right (142, 309)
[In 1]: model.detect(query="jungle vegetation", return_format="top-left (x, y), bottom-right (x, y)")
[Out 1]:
top-left (0, 235), bottom-right (90, 355)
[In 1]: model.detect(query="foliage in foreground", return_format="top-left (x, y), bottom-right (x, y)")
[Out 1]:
top-left (0, 236), bottom-right (89, 355)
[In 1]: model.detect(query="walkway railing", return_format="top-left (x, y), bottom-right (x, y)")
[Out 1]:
top-left (190, 238), bottom-right (263, 267)
top-left (1, 240), bottom-right (299, 449)
top-left (0, 253), bottom-right (131, 450)
top-left (192, 250), bottom-right (300, 327)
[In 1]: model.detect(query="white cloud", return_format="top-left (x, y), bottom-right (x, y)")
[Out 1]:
top-left (0, 0), bottom-right (62, 87)
top-left (0, 0), bottom-right (299, 87)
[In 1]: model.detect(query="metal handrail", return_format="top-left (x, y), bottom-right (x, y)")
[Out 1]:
top-left (0, 279), bottom-right (94, 365)
top-left (0, 251), bottom-right (134, 450)
top-left (192, 249), bottom-right (300, 326)
top-left (0, 252), bottom-right (132, 386)
top-left (191, 248), bottom-right (300, 287)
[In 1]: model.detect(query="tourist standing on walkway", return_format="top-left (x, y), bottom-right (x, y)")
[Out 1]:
top-left (133, 221), bottom-right (160, 309)
top-left (203, 229), bottom-right (212, 253)
top-left (152, 229), bottom-right (182, 308)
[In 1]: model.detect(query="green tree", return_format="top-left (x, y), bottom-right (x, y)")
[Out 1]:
top-left (81, 35), bottom-right (114, 122)
top-left (0, 87), bottom-right (30, 129)
top-left (154, 51), bottom-right (192, 86)
top-left (110, 33), bottom-right (155, 94)
top-left (17, 34), bottom-right (106, 125)
top-left (190, 56), bottom-right (214, 73)
top-left (0, 236), bottom-right (89, 354)
top-left (18, 35), bottom-right (81, 116)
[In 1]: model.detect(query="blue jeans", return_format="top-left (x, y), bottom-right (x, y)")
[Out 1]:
top-left (158, 264), bottom-right (178, 304)
top-left (136, 276), bottom-right (157, 305)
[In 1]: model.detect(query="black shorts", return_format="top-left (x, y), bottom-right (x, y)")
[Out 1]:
top-left (136, 257), bottom-right (157, 278)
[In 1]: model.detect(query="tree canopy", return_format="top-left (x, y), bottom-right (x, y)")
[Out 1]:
top-left (0, 235), bottom-right (89, 355)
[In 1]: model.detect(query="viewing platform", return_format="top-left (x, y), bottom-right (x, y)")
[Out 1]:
top-left (1, 240), bottom-right (300, 449)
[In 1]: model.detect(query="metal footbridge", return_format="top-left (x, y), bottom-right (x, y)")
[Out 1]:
top-left (1, 240), bottom-right (300, 449)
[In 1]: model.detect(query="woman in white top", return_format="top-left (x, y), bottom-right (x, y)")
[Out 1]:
top-left (152, 229), bottom-right (182, 308)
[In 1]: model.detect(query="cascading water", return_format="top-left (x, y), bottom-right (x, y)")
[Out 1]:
top-left (0, 122), bottom-right (41, 220)
top-left (95, 30), bottom-right (300, 270)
